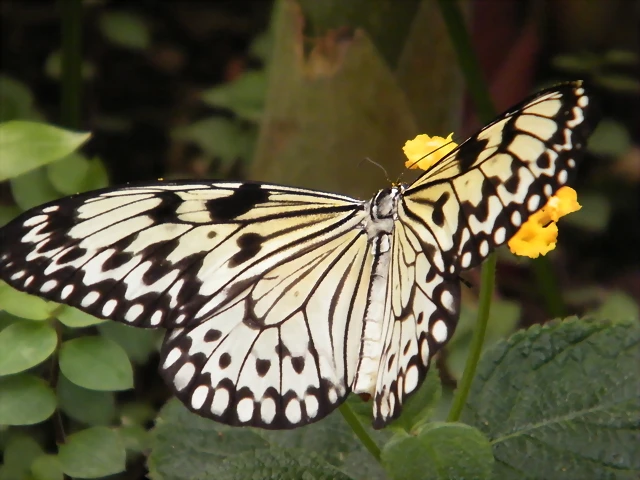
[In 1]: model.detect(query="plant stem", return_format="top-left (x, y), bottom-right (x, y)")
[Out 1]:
top-left (339, 403), bottom-right (381, 462)
top-left (437, 0), bottom-right (498, 423)
top-left (447, 254), bottom-right (496, 421)
top-left (60, 0), bottom-right (83, 128)
top-left (532, 257), bottom-right (567, 318)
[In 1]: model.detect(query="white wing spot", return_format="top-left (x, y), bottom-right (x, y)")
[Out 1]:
top-left (24, 276), bottom-right (35, 287)
top-left (10, 270), bottom-right (26, 280)
top-left (577, 94), bottom-right (588, 107)
top-left (328, 389), bottom-right (338, 404)
top-left (211, 387), bottom-right (230, 415)
top-left (60, 285), bottom-right (74, 299)
top-left (440, 289), bottom-right (455, 313)
top-left (23, 215), bottom-right (48, 227)
top-left (404, 365), bottom-right (419, 394)
top-left (479, 240), bottom-right (489, 257)
top-left (285, 398), bottom-right (302, 424)
top-left (558, 170), bottom-right (568, 184)
top-left (494, 227), bottom-right (506, 244)
top-left (237, 397), bottom-right (254, 422)
top-left (42, 206), bottom-right (59, 213)
top-left (40, 279), bottom-right (58, 292)
top-left (461, 252), bottom-right (472, 268)
top-left (125, 304), bottom-right (144, 322)
top-left (567, 159), bottom-right (576, 168)
top-left (163, 347), bottom-right (182, 369)
top-left (102, 299), bottom-right (118, 316)
top-left (527, 195), bottom-right (541, 212)
top-left (260, 397), bottom-right (276, 424)
top-left (175, 313), bottom-right (187, 324)
top-left (191, 385), bottom-right (209, 409)
top-left (420, 338), bottom-right (429, 364)
top-left (431, 320), bottom-right (449, 343)
top-left (511, 211), bottom-right (522, 226)
top-left (150, 310), bottom-right (163, 326)
top-left (544, 184), bottom-right (553, 196)
top-left (81, 290), bottom-right (100, 307)
top-left (305, 394), bottom-right (319, 418)
top-left (174, 362), bottom-right (195, 391)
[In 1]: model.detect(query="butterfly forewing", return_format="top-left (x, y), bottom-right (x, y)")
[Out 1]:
top-left (0, 183), bottom-right (364, 329)
top-left (0, 81), bottom-right (600, 430)
top-left (403, 82), bottom-right (597, 275)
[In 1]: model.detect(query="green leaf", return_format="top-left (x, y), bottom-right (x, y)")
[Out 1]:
top-left (0, 283), bottom-right (54, 320)
top-left (0, 374), bottom-right (56, 425)
top-left (381, 423), bottom-right (494, 480)
top-left (591, 291), bottom-right (640, 322)
top-left (0, 321), bottom-right (57, 375)
top-left (462, 318), bottom-right (640, 479)
top-left (390, 365), bottom-right (441, 432)
top-left (82, 156), bottom-right (109, 191)
top-left (0, 434), bottom-right (44, 480)
top-left (98, 321), bottom-right (160, 364)
top-left (118, 425), bottom-right (150, 455)
top-left (57, 305), bottom-right (107, 327)
top-left (10, 168), bottom-right (61, 211)
top-left (57, 373), bottom-right (116, 426)
top-left (594, 73), bottom-right (640, 93)
top-left (46, 152), bottom-right (91, 195)
top-left (58, 427), bottom-right (126, 478)
top-left (44, 50), bottom-right (96, 81)
top-left (99, 11), bottom-right (151, 50)
top-left (0, 75), bottom-right (40, 122)
top-left (587, 118), bottom-right (632, 157)
top-left (0, 204), bottom-right (21, 227)
top-left (172, 117), bottom-right (257, 167)
top-left (150, 399), bottom-right (387, 480)
top-left (31, 455), bottom-right (64, 480)
top-left (0, 121), bottom-right (90, 181)
top-left (59, 336), bottom-right (134, 391)
top-left (196, 448), bottom-right (354, 480)
top-left (563, 192), bottom-right (611, 232)
top-left (201, 71), bottom-right (267, 122)
top-left (447, 299), bottom-right (520, 379)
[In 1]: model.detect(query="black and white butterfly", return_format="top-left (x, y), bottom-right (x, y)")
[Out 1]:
top-left (0, 82), bottom-right (599, 429)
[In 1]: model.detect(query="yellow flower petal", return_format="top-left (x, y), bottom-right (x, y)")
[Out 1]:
top-left (403, 133), bottom-right (457, 170)
top-left (509, 187), bottom-right (581, 258)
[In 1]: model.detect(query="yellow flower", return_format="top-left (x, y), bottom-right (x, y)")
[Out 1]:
top-left (401, 132), bottom-right (581, 259)
top-left (508, 186), bottom-right (581, 258)
top-left (403, 133), bottom-right (457, 170)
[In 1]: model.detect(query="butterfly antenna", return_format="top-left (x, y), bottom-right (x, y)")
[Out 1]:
top-left (459, 276), bottom-right (473, 289)
top-left (359, 157), bottom-right (391, 183)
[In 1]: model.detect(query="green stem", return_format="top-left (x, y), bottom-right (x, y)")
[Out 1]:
top-left (339, 403), bottom-right (381, 462)
top-left (437, 0), bottom-right (498, 423)
top-left (532, 257), bottom-right (567, 318)
top-left (60, 0), bottom-right (83, 128)
top-left (447, 254), bottom-right (496, 421)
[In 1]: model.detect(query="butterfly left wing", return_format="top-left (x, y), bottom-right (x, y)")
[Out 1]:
top-left (370, 81), bottom-right (600, 427)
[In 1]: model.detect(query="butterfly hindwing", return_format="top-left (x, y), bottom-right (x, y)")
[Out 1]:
top-left (159, 223), bottom-right (372, 428)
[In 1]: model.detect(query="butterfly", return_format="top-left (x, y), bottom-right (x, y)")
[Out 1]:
top-left (0, 82), bottom-right (599, 429)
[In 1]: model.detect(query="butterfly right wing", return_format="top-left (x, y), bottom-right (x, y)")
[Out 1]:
top-left (160, 219), bottom-right (373, 428)
top-left (0, 181), bottom-right (365, 330)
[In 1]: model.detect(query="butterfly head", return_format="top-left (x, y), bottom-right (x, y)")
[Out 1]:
top-left (370, 186), bottom-right (403, 221)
